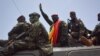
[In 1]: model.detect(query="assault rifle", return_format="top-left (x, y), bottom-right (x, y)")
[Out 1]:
top-left (5, 27), bottom-right (32, 47)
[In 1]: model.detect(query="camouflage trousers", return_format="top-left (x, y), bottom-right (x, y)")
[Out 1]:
top-left (0, 40), bottom-right (53, 56)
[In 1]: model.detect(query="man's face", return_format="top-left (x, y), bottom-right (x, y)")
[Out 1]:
top-left (52, 15), bottom-right (58, 23)
top-left (70, 12), bottom-right (76, 20)
top-left (29, 15), bottom-right (39, 23)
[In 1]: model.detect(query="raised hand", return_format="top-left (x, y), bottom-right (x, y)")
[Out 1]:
top-left (39, 3), bottom-right (53, 25)
top-left (39, 3), bottom-right (42, 12)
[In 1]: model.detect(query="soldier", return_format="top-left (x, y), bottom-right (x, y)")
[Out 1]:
top-left (8, 15), bottom-right (30, 41)
top-left (39, 4), bottom-right (69, 47)
top-left (28, 12), bottom-right (53, 56)
top-left (0, 15), bottom-right (30, 56)
top-left (68, 11), bottom-right (92, 47)
top-left (0, 15), bottom-right (30, 47)
top-left (90, 13), bottom-right (100, 45)
top-left (0, 13), bottom-right (53, 56)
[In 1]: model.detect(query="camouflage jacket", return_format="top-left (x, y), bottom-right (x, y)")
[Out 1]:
top-left (91, 23), bottom-right (100, 45)
top-left (28, 21), bottom-right (50, 47)
top-left (68, 19), bottom-right (85, 33)
top-left (8, 22), bottom-right (30, 40)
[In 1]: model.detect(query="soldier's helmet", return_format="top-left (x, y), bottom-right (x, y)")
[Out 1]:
top-left (29, 12), bottom-right (40, 18)
top-left (17, 15), bottom-right (25, 22)
top-left (98, 13), bottom-right (100, 21)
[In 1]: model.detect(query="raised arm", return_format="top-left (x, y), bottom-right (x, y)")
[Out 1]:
top-left (39, 3), bottom-right (53, 26)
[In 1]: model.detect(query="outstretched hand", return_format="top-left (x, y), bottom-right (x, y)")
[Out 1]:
top-left (39, 3), bottom-right (42, 11)
top-left (39, 3), bottom-right (53, 25)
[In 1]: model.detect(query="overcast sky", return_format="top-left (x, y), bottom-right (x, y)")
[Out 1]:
top-left (0, 0), bottom-right (99, 40)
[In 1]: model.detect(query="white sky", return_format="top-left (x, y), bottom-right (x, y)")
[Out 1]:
top-left (0, 0), bottom-right (99, 40)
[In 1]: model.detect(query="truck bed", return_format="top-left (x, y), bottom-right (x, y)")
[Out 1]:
top-left (11, 46), bottom-right (100, 56)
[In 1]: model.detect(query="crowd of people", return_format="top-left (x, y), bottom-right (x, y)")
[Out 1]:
top-left (0, 4), bottom-right (100, 56)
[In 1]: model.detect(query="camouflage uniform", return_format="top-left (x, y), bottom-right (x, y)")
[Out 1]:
top-left (91, 23), bottom-right (100, 45)
top-left (39, 4), bottom-right (69, 47)
top-left (68, 19), bottom-right (85, 39)
top-left (68, 11), bottom-right (89, 47)
top-left (68, 19), bottom-right (86, 46)
top-left (0, 16), bottom-right (30, 47)
top-left (0, 15), bottom-right (30, 56)
top-left (28, 12), bottom-right (53, 56)
top-left (91, 13), bottom-right (100, 45)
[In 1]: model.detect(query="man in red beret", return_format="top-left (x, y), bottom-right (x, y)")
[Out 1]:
top-left (39, 4), bottom-right (69, 47)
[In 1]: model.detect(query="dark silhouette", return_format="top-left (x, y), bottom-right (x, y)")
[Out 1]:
top-left (0, 15), bottom-right (30, 56)
top-left (39, 3), bottom-right (69, 47)
top-left (67, 11), bottom-right (92, 47)
top-left (90, 13), bottom-right (100, 45)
